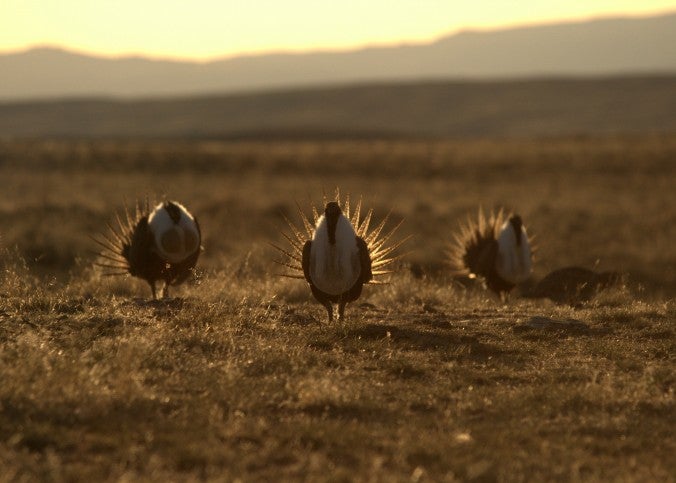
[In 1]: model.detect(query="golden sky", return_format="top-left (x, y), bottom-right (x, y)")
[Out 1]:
top-left (2, 0), bottom-right (675, 60)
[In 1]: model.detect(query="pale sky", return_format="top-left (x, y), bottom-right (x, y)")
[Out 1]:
top-left (2, 0), bottom-right (675, 61)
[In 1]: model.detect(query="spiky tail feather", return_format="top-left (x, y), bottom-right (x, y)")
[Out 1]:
top-left (91, 199), bottom-right (150, 277)
top-left (446, 207), bottom-right (506, 280)
top-left (272, 188), bottom-right (409, 282)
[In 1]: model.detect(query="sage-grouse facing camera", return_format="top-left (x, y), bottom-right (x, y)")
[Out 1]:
top-left (94, 200), bottom-right (202, 299)
top-left (273, 190), bottom-right (407, 321)
top-left (449, 208), bottom-right (533, 298)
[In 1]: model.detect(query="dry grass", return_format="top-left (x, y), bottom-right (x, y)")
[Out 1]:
top-left (0, 135), bottom-right (674, 481)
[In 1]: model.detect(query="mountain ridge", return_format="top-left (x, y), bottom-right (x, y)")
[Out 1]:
top-left (2, 12), bottom-right (675, 100)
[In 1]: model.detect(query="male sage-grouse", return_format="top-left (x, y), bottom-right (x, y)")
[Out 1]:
top-left (93, 200), bottom-right (201, 299)
top-left (273, 190), bottom-right (407, 321)
top-left (448, 207), bottom-right (533, 298)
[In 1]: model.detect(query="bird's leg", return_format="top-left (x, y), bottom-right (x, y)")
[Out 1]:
top-left (324, 302), bottom-right (333, 322)
top-left (338, 302), bottom-right (347, 320)
top-left (150, 282), bottom-right (157, 300)
top-left (161, 282), bottom-right (169, 299)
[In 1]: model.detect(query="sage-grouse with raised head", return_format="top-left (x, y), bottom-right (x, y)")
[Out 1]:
top-left (273, 190), bottom-right (407, 321)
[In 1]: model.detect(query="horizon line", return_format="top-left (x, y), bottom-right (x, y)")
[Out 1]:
top-left (1, 8), bottom-right (674, 64)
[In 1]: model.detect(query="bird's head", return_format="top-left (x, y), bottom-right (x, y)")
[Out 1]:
top-left (325, 201), bottom-right (341, 218)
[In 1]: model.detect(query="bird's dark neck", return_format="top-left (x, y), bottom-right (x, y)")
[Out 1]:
top-left (510, 216), bottom-right (523, 246)
top-left (164, 202), bottom-right (182, 224)
top-left (327, 214), bottom-right (338, 245)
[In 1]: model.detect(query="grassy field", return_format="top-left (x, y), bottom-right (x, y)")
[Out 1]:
top-left (0, 135), bottom-right (674, 481)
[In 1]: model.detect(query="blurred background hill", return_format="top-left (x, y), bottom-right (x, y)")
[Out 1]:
top-left (1, 12), bottom-right (675, 139)
top-left (1, 76), bottom-right (675, 138)
top-left (2, 12), bottom-right (675, 101)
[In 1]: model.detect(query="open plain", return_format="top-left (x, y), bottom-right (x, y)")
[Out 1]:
top-left (0, 135), bottom-right (674, 481)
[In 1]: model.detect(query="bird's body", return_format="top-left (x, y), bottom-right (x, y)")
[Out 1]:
top-left (302, 202), bottom-right (372, 320)
top-left (449, 208), bottom-right (533, 298)
top-left (495, 215), bottom-right (533, 285)
top-left (94, 200), bottom-right (201, 299)
top-left (273, 191), bottom-right (405, 321)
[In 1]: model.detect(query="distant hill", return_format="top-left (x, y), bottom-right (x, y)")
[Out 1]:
top-left (1, 12), bottom-right (676, 100)
top-left (2, 76), bottom-right (675, 139)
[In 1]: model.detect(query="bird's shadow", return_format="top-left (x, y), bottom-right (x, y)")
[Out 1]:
top-left (122, 297), bottom-right (190, 313)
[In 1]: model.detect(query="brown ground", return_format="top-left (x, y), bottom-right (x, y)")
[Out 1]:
top-left (0, 135), bottom-right (674, 481)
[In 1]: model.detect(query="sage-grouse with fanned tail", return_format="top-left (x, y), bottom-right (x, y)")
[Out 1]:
top-left (448, 207), bottom-right (534, 298)
top-left (93, 200), bottom-right (202, 299)
top-left (273, 190), bottom-right (408, 321)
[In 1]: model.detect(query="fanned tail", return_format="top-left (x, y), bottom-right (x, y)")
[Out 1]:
top-left (447, 207), bottom-right (501, 279)
top-left (448, 207), bottom-right (534, 281)
top-left (272, 190), bottom-right (407, 284)
top-left (92, 201), bottom-right (146, 277)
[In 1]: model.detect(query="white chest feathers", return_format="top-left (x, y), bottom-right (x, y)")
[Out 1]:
top-left (148, 202), bottom-right (200, 264)
top-left (310, 214), bottom-right (361, 295)
top-left (495, 219), bottom-right (532, 284)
